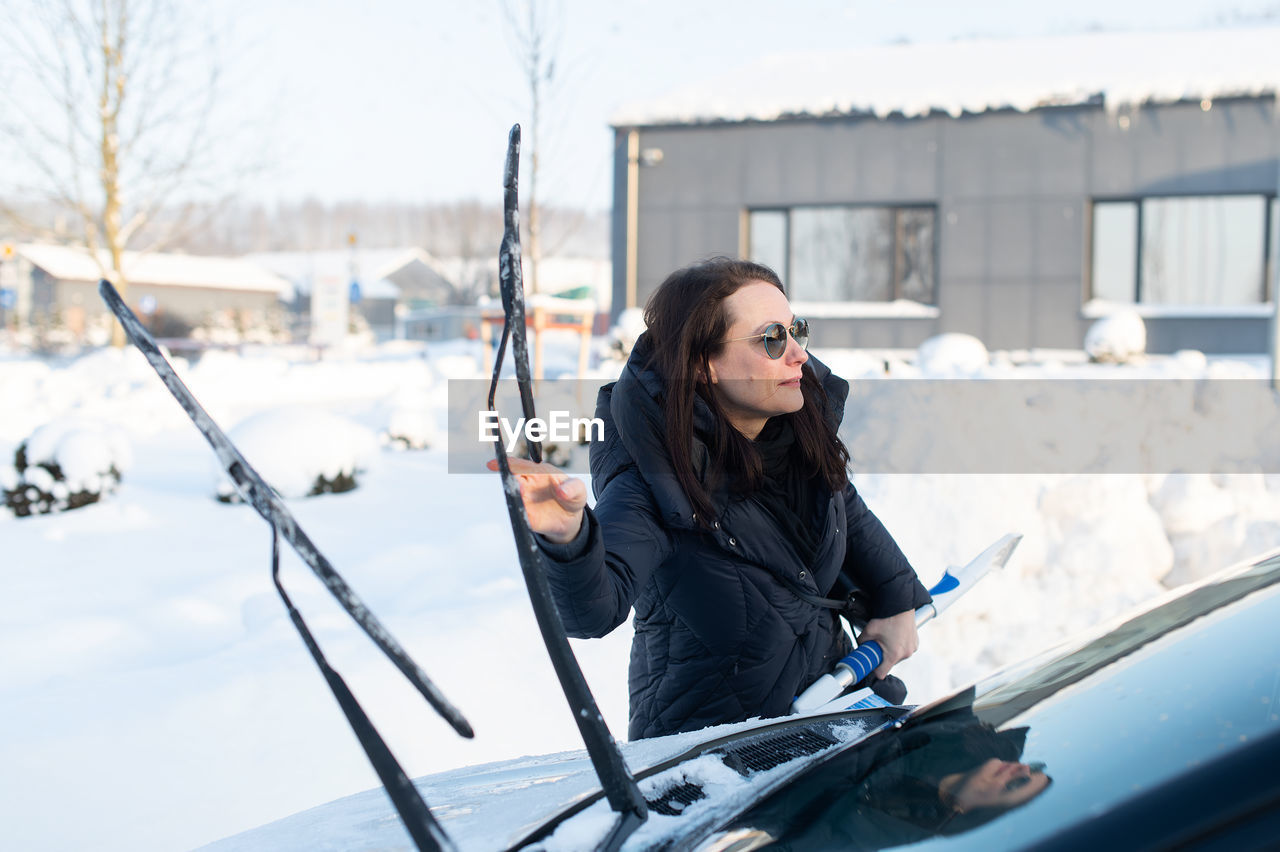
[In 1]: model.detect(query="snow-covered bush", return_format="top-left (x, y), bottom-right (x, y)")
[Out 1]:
top-left (383, 406), bottom-right (437, 451)
top-left (381, 367), bottom-right (437, 450)
top-left (215, 409), bottom-right (378, 502)
top-left (915, 333), bottom-right (989, 376)
top-left (1085, 310), bottom-right (1146, 363)
top-left (2, 420), bottom-right (133, 517)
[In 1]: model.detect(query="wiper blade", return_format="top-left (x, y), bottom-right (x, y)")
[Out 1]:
top-left (268, 525), bottom-right (458, 852)
top-left (488, 123), bottom-right (648, 851)
top-left (99, 281), bottom-right (468, 851)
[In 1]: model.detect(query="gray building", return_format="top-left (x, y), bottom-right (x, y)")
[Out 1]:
top-left (610, 29), bottom-right (1280, 353)
top-left (10, 243), bottom-right (288, 342)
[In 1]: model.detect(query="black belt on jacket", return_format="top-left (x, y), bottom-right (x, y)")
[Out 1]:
top-left (776, 571), bottom-right (870, 630)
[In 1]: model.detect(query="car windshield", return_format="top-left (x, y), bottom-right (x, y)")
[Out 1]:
top-left (720, 556), bottom-right (1280, 850)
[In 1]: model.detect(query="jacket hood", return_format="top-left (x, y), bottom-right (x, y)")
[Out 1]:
top-left (589, 331), bottom-right (850, 529)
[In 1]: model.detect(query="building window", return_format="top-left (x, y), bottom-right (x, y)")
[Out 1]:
top-left (748, 210), bottom-right (787, 281)
top-left (1090, 195), bottom-right (1273, 306)
top-left (747, 205), bottom-right (936, 304)
top-left (1270, 196), bottom-right (1279, 302)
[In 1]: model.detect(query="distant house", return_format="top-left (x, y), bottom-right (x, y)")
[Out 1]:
top-left (610, 28), bottom-right (1280, 353)
top-left (12, 243), bottom-right (289, 341)
top-left (403, 254), bottom-right (613, 341)
top-left (249, 248), bottom-right (458, 341)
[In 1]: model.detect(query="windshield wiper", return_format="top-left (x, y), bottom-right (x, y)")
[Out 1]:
top-left (98, 121), bottom-right (649, 852)
top-left (99, 281), bottom-right (468, 852)
top-left (487, 124), bottom-right (649, 852)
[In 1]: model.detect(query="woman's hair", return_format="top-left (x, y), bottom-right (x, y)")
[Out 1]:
top-left (642, 257), bottom-right (850, 525)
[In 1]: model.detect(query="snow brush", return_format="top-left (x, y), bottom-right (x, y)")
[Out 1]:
top-left (791, 533), bottom-right (1022, 715)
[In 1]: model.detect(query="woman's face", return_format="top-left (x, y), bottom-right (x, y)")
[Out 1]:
top-left (951, 759), bottom-right (1051, 811)
top-left (706, 280), bottom-right (808, 439)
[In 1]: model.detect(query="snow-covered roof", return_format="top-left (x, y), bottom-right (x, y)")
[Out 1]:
top-left (437, 255), bottom-right (610, 287)
top-left (612, 27), bottom-right (1280, 127)
top-left (247, 247), bottom-right (447, 297)
top-left (19, 243), bottom-right (290, 295)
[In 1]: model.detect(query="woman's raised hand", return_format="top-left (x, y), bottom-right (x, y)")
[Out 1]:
top-left (486, 457), bottom-right (588, 544)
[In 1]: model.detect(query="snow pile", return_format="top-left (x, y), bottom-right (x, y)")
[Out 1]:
top-left (0, 346), bottom-right (189, 445)
top-left (382, 371), bottom-right (439, 451)
top-left (1039, 476), bottom-right (1174, 589)
top-left (866, 474), bottom-right (1177, 700)
top-left (915, 333), bottom-right (989, 376)
top-left (1084, 310), bottom-right (1147, 363)
top-left (215, 409), bottom-right (379, 501)
top-left (814, 348), bottom-right (887, 379)
top-left (384, 406), bottom-right (438, 450)
top-left (609, 307), bottom-right (648, 359)
top-left (1151, 473), bottom-right (1280, 587)
top-left (2, 419), bottom-right (133, 517)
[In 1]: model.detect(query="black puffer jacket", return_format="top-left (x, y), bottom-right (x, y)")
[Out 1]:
top-left (542, 334), bottom-right (930, 740)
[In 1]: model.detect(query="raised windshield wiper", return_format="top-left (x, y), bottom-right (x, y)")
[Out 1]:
top-left (98, 280), bottom-right (468, 852)
top-left (487, 124), bottom-right (649, 852)
top-left (98, 122), bottom-right (648, 852)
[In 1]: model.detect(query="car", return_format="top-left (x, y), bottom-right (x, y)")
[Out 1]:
top-left (204, 549), bottom-right (1280, 852)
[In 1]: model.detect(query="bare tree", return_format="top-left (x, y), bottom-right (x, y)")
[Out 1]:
top-left (0, 0), bottom-right (237, 345)
top-left (498, 0), bottom-right (565, 296)
top-left (423, 200), bottom-right (503, 305)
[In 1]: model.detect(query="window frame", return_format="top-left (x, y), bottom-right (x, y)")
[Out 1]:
top-left (744, 202), bottom-right (940, 306)
top-left (1086, 192), bottom-right (1277, 312)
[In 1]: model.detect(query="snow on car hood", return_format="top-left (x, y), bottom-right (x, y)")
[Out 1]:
top-left (199, 713), bottom-right (888, 851)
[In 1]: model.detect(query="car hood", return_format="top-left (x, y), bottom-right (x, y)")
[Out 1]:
top-left (201, 552), bottom-right (1280, 852)
top-left (197, 710), bottom-right (903, 852)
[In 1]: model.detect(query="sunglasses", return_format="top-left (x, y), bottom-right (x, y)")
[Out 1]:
top-left (1004, 762), bottom-right (1048, 793)
top-left (724, 318), bottom-right (810, 359)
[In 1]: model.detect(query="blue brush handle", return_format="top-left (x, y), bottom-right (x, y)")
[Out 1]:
top-left (838, 640), bottom-right (884, 684)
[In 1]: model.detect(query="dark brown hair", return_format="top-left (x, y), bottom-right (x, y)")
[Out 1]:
top-left (642, 257), bottom-right (850, 525)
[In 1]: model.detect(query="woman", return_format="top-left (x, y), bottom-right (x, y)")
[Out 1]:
top-left (499, 257), bottom-right (930, 740)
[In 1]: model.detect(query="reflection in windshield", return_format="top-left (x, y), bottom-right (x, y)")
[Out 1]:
top-left (722, 693), bottom-right (1051, 850)
top-left (705, 558), bottom-right (1280, 852)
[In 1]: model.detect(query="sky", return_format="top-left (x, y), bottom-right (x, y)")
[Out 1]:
top-left (213, 0), bottom-right (1278, 210)
top-left (1, 0), bottom-right (1276, 216)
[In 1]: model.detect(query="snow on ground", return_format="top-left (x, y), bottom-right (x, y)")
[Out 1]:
top-left (2, 334), bottom-right (1278, 852)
